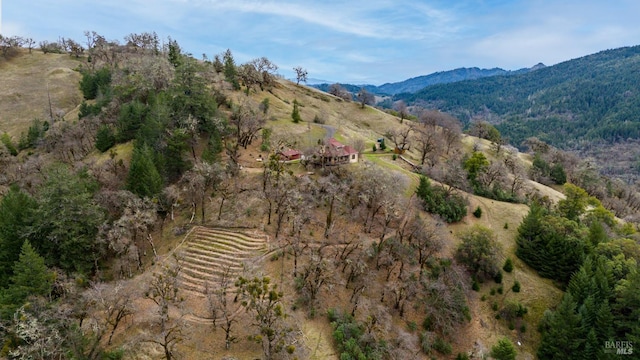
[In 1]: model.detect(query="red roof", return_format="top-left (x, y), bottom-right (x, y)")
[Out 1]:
top-left (326, 138), bottom-right (357, 156)
top-left (281, 149), bottom-right (301, 157)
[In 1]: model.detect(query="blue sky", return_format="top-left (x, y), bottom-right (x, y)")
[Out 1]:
top-left (2, 0), bottom-right (640, 84)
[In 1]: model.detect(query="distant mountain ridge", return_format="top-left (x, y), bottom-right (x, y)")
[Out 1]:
top-left (311, 64), bottom-right (545, 95)
top-left (393, 45), bottom-right (640, 180)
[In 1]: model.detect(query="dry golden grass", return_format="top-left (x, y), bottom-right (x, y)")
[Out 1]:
top-left (0, 49), bottom-right (83, 139)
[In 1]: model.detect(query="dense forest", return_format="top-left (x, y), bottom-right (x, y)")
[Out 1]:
top-left (395, 46), bottom-right (640, 151)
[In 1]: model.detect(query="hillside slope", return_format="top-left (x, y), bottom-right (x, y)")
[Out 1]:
top-left (0, 50), bottom-right (82, 137)
top-left (0, 47), bottom-right (607, 360)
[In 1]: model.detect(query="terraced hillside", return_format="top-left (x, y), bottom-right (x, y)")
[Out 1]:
top-left (178, 226), bottom-right (269, 296)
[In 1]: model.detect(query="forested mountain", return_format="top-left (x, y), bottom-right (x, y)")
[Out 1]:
top-left (395, 46), bottom-right (640, 152)
top-left (312, 64), bottom-right (544, 96)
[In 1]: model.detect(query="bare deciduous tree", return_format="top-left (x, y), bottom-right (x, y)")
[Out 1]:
top-left (328, 83), bottom-right (352, 101)
top-left (144, 261), bottom-right (184, 360)
top-left (356, 88), bottom-right (375, 109)
top-left (293, 66), bottom-right (308, 85)
top-left (205, 266), bottom-right (239, 349)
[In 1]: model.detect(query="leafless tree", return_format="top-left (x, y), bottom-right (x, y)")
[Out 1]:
top-left (386, 126), bottom-right (413, 153)
top-left (356, 88), bottom-right (375, 109)
top-left (205, 265), bottom-right (240, 349)
top-left (229, 100), bottom-right (266, 149)
top-left (393, 100), bottom-right (409, 123)
top-left (293, 66), bottom-right (308, 85)
top-left (297, 247), bottom-right (333, 312)
top-left (144, 261), bottom-right (184, 360)
top-left (24, 37), bottom-right (36, 53)
top-left (83, 281), bottom-right (136, 348)
top-left (328, 83), bottom-right (352, 101)
top-left (124, 31), bottom-right (160, 53)
top-left (250, 57), bottom-right (278, 90)
top-left (476, 161), bottom-right (506, 190)
top-left (413, 118), bottom-right (443, 166)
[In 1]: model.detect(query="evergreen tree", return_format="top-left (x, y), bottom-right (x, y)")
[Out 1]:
top-left (550, 163), bottom-right (567, 185)
top-left (538, 294), bottom-right (583, 359)
top-left (223, 49), bottom-right (240, 90)
top-left (127, 144), bottom-right (163, 198)
top-left (291, 100), bottom-right (302, 123)
top-left (29, 165), bottom-right (106, 274)
top-left (491, 338), bottom-right (517, 360)
top-left (1, 241), bottom-right (53, 319)
top-left (116, 101), bottom-right (149, 143)
top-left (0, 185), bottom-right (37, 287)
top-left (95, 124), bottom-right (115, 152)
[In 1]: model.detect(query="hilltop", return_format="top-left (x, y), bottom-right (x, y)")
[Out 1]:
top-left (0, 39), bottom-right (638, 360)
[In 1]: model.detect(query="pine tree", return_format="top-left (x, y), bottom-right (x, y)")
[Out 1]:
top-left (291, 100), bottom-right (302, 123)
top-left (1, 241), bottom-right (53, 319)
top-left (95, 124), bottom-right (115, 152)
top-left (223, 49), bottom-right (240, 90)
top-left (491, 338), bottom-right (517, 360)
top-left (0, 185), bottom-right (37, 287)
top-left (538, 294), bottom-right (583, 359)
top-left (127, 144), bottom-right (163, 198)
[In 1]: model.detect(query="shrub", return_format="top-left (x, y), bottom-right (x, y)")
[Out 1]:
top-left (497, 286), bottom-right (503, 294)
top-left (416, 176), bottom-right (468, 223)
top-left (494, 271), bottom-right (503, 284)
top-left (456, 353), bottom-right (470, 360)
top-left (512, 280), bottom-right (521, 293)
top-left (473, 206), bottom-right (482, 218)
top-left (503, 258), bottom-right (514, 273)
top-left (433, 336), bottom-right (452, 355)
top-left (0, 133), bottom-right (18, 156)
top-left (472, 281), bottom-right (480, 291)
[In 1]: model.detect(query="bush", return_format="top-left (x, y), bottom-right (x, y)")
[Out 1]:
top-left (472, 280), bottom-right (480, 291)
top-left (494, 271), bottom-right (503, 284)
top-left (456, 353), bottom-right (470, 360)
top-left (433, 336), bottom-right (452, 355)
top-left (512, 280), bottom-right (521, 293)
top-left (504, 222), bottom-right (509, 229)
top-left (0, 133), bottom-right (18, 156)
top-left (503, 258), bottom-right (514, 273)
top-left (497, 286), bottom-right (503, 294)
top-left (416, 176), bottom-right (468, 223)
top-left (473, 206), bottom-right (482, 218)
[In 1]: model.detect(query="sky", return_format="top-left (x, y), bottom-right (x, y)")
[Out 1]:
top-left (2, 0), bottom-right (640, 84)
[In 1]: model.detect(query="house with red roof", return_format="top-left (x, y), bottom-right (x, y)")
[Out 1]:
top-left (311, 138), bottom-right (358, 166)
top-left (278, 148), bottom-right (302, 161)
